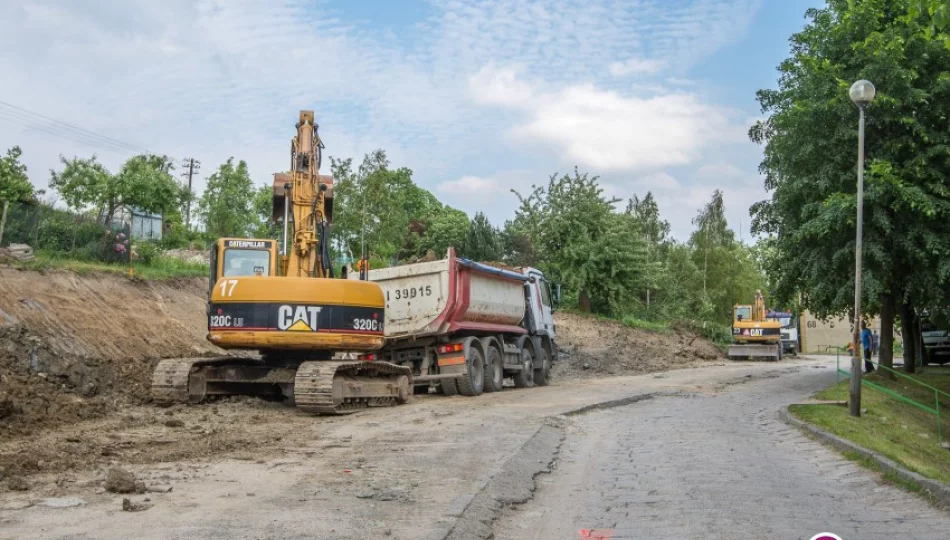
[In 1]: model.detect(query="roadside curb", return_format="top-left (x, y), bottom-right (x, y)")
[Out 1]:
top-left (779, 405), bottom-right (950, 506)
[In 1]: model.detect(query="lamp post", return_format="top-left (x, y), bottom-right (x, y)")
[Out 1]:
top-left (849, 79), bottom-right (875, 417)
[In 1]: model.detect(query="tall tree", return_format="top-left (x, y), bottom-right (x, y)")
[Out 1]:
top-left (750, 0), bottom-right (950, 373)
top-left (627, 192), bottom-right (670, 311)
top-left (463, 212), bottom-right (502, 261)
top-left (198, 158), bottom-right (255, 238)
top-left (0, 146), bottom-right (33, 203)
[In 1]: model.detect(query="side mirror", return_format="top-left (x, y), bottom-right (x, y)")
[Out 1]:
top-left (552, 283), bottom-right (562, 308)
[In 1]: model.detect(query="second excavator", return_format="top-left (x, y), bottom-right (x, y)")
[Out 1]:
top-left (728, 290), bottom-right (783, 361)
top-left (151, 111), bottom-right (412, 413)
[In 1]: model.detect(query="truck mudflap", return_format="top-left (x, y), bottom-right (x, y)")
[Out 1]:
top-left (728, 343), bottom-right (781, 361)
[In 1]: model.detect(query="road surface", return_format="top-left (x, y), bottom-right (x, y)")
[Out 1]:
top-left (1, 358), bottom-right (945, 540)
top-left (494, 361), bottom-right (947, 540)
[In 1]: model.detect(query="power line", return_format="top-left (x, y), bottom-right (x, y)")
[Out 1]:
top-left (0, 99), bottom-right (149, 155)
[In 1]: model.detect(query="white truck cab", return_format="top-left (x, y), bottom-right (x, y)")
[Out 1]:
top-left (521, 268), bottom-right (558, 340)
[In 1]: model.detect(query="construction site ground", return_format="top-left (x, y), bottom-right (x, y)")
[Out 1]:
top-left (5, 268), bottom-right (916, 539)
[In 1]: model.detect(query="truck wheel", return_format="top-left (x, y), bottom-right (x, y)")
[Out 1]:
top-left (483, 344), bottom-right (504, 393)
top-left (534, 348), bottom-right (552, 386)
top-left (513, 347), bottom-right (535, 388)
top-left (441, 378), bottom-right (458, 396)
top-left (456, 347), bottom-right (485, 396)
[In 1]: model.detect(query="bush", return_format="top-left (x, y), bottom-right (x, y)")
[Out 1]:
top-left (135, 240), bottom-right (162, 264)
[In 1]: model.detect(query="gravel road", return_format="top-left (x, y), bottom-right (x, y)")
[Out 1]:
top-left (1, 358), bottom-right (945, 540)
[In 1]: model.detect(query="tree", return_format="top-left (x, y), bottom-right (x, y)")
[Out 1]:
top-left (331, 149), bottom-right (460, 264)
top-left (198, 158), bottom-right (255, 238)
top-left (689, 190), bottom-right (765, 325)
top-left (0, 146), bottom-right (34, 203)
top-left (463, 212), bottom-right (501, 261)
top-left (627, 192), bottom-right (670, 311)
top-left (251, 184), bottom-right (279, 239)
top-left (419, 208), bottom-right (469, 257)
top-left (50, 153), bottom-right (182, 224)
top-left (750, 0), bottom-right (950, 373)
top-left (511, 168), bottom-right (649, 315)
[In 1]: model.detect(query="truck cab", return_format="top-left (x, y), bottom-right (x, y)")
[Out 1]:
top-left (521, 268), bottom-right (558, 340)
top-left (767, 310), bottom-right (799, 356)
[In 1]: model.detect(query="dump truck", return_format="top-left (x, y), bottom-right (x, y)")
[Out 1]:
top-left (728, 290), bottom-right (783, 361)
top-left (352, 249), bottom-right (559, 395)
top-left (767, 310), bottom-right (799, 356)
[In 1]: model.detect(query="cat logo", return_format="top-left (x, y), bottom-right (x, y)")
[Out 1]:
top-left (278, 305), bottom-right (323, 331)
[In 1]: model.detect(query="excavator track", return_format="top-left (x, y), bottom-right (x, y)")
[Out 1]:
top-left (294, 361), bottom-right (412, 415)
top-left (151, 357), bottom-right (239, 405)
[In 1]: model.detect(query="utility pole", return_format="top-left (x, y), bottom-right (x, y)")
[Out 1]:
top-left (181, 158), bottom-right (200, 230)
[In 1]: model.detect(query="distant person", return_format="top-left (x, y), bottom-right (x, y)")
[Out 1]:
top-left (861, 322), bottom-right (874, 374)
top-left (872, 329), bottom-right (880, 357)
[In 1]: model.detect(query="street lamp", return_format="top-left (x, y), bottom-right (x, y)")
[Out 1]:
top-left (849, 79), bottom-right (875, 418)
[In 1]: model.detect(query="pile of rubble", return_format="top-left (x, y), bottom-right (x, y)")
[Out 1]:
top-left (0, 244), bottom-right (35, 263)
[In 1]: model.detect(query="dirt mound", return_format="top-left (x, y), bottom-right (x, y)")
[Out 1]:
top-left (0, 268), bottom-right (221, 438)
top-left (553, 312), bottom-right (722, 379)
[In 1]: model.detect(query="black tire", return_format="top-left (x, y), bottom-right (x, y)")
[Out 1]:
top-left (513, 346), bottom-right (535, 388)
top-left (534, 347), bottom-right (552, 386)
top-left (441, 377), bottom-right (458, 396)
top-left (456, 346), bottom-right (485, 396)
top-left (483, 344), bottom-right (504, 393)
top-left (776, 344), bottom-right (783, 362)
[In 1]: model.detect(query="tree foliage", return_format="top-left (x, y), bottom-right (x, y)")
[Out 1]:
top-left (0, 146), bottom-right (34, 203)
top-left (50, 153), bottom-right (182, 223)
top-left (198, 158), bottom-right (255, 238)
top-left (751, 0), bottom-right (950, 370)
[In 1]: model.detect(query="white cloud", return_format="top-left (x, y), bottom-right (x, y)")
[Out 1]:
top-left (438, 175), bottom-right (501, 195)
top-left (609, 58), bottom-right (665, 76)
top-left (469, 65), bottom-right (737, 173)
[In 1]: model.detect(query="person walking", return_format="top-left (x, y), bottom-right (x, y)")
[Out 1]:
top-left (872, 329), bottom-right (880, 357)
top-left (861, 322), bottom-right (874, 374)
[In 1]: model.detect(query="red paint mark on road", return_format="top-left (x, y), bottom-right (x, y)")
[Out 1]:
top-left (579, 529), bottom-right (614, 539)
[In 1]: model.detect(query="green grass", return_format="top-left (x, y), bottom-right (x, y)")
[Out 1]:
top-left (7, 251), bottom-right (208, 280)
top-left (620, 315), bottom-right (671, 333)
top-left (790, 370), bottom-right (950, 485)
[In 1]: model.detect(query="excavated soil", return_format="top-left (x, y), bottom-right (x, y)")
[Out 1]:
top-left (553, 312), bottom-right (722, 379)
top-left (0, 267), bottom-right (221, 438)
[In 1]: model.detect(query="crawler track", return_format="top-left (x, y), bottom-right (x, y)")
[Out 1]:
top-left (294, 361), bottom-right (412, 414)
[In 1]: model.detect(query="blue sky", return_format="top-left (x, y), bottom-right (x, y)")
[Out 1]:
top-left (0, 0), bottom-right (822, 240)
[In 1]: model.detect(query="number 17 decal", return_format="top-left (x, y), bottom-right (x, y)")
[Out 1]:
top-left (219, 279), bottom-right (238, 297)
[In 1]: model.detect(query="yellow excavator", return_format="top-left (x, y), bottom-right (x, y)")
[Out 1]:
top-left (728, 290), bottom-right (783, 361)
top-left (151, 111), bottom-right (412, 413)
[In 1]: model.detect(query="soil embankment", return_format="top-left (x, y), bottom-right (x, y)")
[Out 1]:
top-left (0, 268), bottom-right (220, 437)
top-left (553, 311), bottom-right (722, 379)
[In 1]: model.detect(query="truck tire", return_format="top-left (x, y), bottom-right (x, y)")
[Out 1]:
top-left (534, 347), bottom-right (552, 386)
top-left (513, 347), bottom-right (535, 388)
top-left (441, 378), bottom-right (458, 395)
top-left (456, 346), bottom-right (485, 396)
top-left (482, 343), bottom-right (504, 393)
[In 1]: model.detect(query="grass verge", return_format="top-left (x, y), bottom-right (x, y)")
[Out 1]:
top-left (7, 251), bottom-right (208, 280)
top-left (789, 371), bottom-right (950, 485)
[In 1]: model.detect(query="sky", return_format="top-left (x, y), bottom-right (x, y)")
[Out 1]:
top-left (0, 0), bottom-right (823, 241)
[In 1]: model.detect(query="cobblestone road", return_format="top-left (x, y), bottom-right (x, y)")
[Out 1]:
top-left (495, 366), bottom-right (948, 540)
